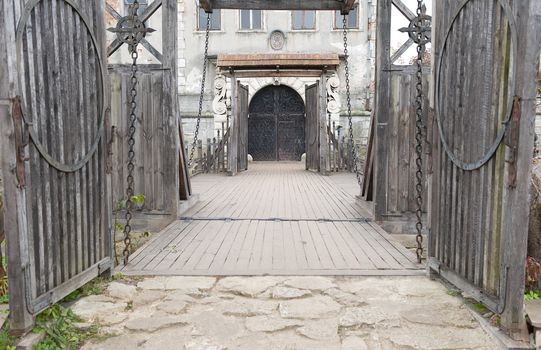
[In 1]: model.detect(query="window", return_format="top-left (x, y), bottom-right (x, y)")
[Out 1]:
top-left (240, 10), bottom-right (262, 30)
top-left (124, 0), bottom-right (148, 15)
top-left (335, 8), bottom-right (359, 29)
top-left (198, 8), bottom-right (221, 31)
top-left (292, 10), bottom-right (316, 30)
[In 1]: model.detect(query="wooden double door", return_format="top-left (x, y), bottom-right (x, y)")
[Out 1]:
top-left (248, 85), bottom-right (305, 161)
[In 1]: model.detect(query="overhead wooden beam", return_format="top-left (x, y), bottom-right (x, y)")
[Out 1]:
top-left (341, 0), bottom-right (356, 15)
top-left (391, 0), bottom-right (416, 21)
top-left (199, 0), bottom-right (213, 13)
top-left (223, 70), bottom-right (324, 78)
top-left (204, 0), bottom-right (358, 12)
top-left (217, 53), bottom-right (340, 70)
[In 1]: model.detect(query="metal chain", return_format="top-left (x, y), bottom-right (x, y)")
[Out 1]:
top-left (414, 0), bottom-right (426, 264)
top-left (343, 15), bottom-right (362, 187)
top-left (123, 1), bottom-right (140, 265)
top-left (188, 13), bottom-right (211, 167)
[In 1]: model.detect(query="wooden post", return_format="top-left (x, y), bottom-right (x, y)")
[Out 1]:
top-left (197, 140), bottom-right (203, 173)
top-left (319, 75), bottom-right (330, 175)
top-left (0, 0), bottom-right (34, 334)
top-left (373, 0), bottom-right (392, 220)
top-left (500, 0), bottom-right (541, 339)
top-left (162, 0), bottom-right (181, 214)
top-left (228, 76), bottom-right (239, 176)
top-left (221, 122), bottom-right (226, 172)
top-left (0, 103), bottom-right (34, 334)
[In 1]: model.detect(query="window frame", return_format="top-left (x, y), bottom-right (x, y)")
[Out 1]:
top-left (333, 7), bottom-right (360, 30)
top-left (239, 9), bottom-right (264, 31)
top-left (197, 8), bottom-right (222, 31)
top-left (291, 10), bottom-right (317, 31)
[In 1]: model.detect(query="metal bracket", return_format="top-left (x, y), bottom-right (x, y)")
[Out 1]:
top-left (504, 96), bottom-right (521, 189)
top-left (11, 96), bottom-right (28, 188)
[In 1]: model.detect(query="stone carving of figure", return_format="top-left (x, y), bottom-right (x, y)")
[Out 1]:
top-left (326, 75), bottom-right (341, 114)
top-left (213, 75), bottom-right (228, 116)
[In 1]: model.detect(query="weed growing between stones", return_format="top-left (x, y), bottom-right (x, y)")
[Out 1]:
top-left (34, 304), bottom-right (98, 349)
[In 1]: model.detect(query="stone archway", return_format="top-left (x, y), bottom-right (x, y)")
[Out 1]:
top-left (248, 85), bottom-right (306, 161)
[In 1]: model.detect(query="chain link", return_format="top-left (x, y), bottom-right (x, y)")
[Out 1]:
top-left (342, 16), bottom-right (362, 188)
top-left (188, 13), bottom-right (211, 167)
top-left (414, 0), bottom-right (426, 264)
top-left (123, 1), bottom-right (140, 265)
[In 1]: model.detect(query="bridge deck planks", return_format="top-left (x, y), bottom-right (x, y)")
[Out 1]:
top-left (122, 162), bottom-right (421, 275)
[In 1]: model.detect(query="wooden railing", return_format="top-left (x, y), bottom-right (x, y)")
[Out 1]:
top-left (327, 122), bottom-right (364, 173)
top-left (191, 125), bottom-right (230, 175)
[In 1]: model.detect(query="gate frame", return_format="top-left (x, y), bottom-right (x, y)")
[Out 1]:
top-left (220, 67), bottom-right (334, 176)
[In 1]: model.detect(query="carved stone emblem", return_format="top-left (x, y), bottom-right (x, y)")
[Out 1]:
top-left (212, 75), bottom-right (228, 116)
top-left (326, 75), bottom-right (341, 114)
top-left (269, 30), bottom-right (285, 51)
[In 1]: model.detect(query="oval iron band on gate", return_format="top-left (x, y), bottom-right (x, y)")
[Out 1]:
top-left (15, 0), bottom-right (107, 173)
top-left (435, 0), bottom-right (518, 171)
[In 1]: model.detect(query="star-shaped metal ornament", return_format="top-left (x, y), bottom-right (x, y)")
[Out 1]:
top-left (107, 1), bottom-right (156, 48)
top-left (399, 5), bottom-right (432, 47)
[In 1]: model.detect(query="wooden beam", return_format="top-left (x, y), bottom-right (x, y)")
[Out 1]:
top-left (500, 0), bottom-right (541, 340)
top-left (224, 70), bottom-right (324, 78)
top-left (373, 0), bottom-right (392, 221)
top-left (199, 0), bottom-right (213, 13)
top-left (319, 75), bottom-right (330, 175)
top-left (341, 0), bottom-right (356, 15)
top-left (228, 76), bottom-right (239, 176)
top-left (207, 0), bottom-right (358, 11)
top-left (217, 53), bottom-right (340, 70)
top-left (391, 0), bottom-right (416, 22)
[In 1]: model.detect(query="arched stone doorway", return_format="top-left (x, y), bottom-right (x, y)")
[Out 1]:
top-left (248, 85), bottom-right (305, 161)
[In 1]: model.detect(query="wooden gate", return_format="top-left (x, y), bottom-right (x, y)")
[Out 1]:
top-left (108, 0), bottom-right (184, 225)
top-left (373, 0), bottom-right (430, 226)
top-left (237, 83), bottom-right (249, 171)
top-left (305, 83), bottom-right (320, 171)
top-left (428, 0), bottom-right (541, 338)
top-left (0, 0), bottom-right (111, 333)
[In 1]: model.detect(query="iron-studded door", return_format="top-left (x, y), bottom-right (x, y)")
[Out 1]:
top-left (0, 0), bottom-right (111, 333)
top-left (249, 85), bottom-right (305, 161)
top-left (305, 83), bottom-right (320, 171)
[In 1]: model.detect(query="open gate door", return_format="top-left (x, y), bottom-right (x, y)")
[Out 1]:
top-left (305, 78), bottom-right (329, 173)
top-left (305, 83), bottom-right (320, 171)
top-left (0, 0), bottom-right (112, 333)
top-left (428, 0), bottom-right (540, 338)
top-left (229, 80), bottom-right (249, 175)
top-left (238, 83), bottom-right (249, 171)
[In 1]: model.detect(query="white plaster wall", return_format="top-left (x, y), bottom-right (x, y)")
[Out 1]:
top-left (177, 0), bottom-right (376, 108)
top-left (177, 0), bottom-right (376, 150)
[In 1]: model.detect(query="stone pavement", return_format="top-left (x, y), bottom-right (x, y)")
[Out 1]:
top-left (76, 276), bottom-right (499, 350)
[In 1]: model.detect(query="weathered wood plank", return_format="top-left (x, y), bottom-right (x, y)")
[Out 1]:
top-left (203, 0), bottom-right (358, 12)
top-left (122, 163), bottom-right (421, 275)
